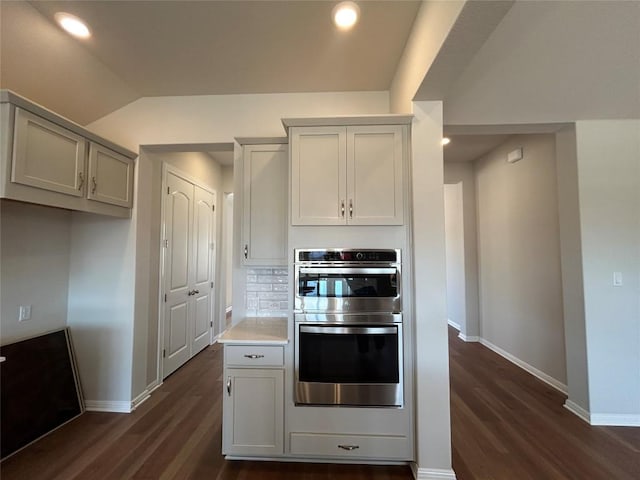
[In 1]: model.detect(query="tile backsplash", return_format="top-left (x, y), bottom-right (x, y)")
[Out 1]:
top-left (245, 268), bottom-right (289, 317)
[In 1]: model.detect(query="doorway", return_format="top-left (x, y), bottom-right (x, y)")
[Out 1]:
top-left (161, 165), bottom-right (217, 378)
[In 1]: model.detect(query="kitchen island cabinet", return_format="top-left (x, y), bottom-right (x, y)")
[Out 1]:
top-left (219, 317), bottom-right (287, 457)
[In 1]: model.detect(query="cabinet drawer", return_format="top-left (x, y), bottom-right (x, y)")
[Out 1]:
top-left (289, 432), bottom-right (409, 460)
top-left (225, 345), bottom-right (284, 367)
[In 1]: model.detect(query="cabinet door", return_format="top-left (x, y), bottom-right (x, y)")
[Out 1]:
top-left (242, 144), bottom-right (288, 265)
top-left (11, 107), bottom-right (86, 197)
top-left (87, 143), bottom-right (134, 208)
top-left (291, 126), bottom-right (347, 225)
top-left (223, 368), bottom-right (284, 456)
top-left (347, 125), bottom-right (404, 225)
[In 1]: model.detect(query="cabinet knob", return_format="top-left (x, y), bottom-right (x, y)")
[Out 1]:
top-left (349, 199), bottom-right (353, 218)
top-left (341, 200), bottom-right (345, 218)
top-left (226, 376), bottom-right (232, 396)
top-left (244, 244), bottom-right (248, 259)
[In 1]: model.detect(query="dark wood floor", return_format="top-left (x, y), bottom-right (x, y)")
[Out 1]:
top-left (1, 327), bottom-right (638, 479)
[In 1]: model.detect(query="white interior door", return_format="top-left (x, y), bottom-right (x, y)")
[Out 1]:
top-left (192, 186), bottom-right (216, 355)
top-left (163, 172), bottom-right (193, 377)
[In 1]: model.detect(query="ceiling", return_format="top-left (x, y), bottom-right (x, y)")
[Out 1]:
top-left (26, 0), bottom-right (421, 98)
top-left (0, 0), bottom-right (584, 163)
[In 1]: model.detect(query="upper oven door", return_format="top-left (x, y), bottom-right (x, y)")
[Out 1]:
top-left (294, 266), bottom-right (401, 313)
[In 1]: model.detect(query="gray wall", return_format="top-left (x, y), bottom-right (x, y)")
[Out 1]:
top-left (556, 125), bottom-right (590, 414)
top-left (444, 162), bottom-right (480, 339)
top-left (475, 134), bottom-right (567, 386)
top-left (444, 183), bottom-right (466, 331)
top-left (575, 120), bottom-right (640, 422)
top-left (0, 201), bottom-right (70, 344)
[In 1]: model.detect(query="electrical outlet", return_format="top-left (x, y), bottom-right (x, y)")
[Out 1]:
top-left (18, 305), bottom-right (32, 321)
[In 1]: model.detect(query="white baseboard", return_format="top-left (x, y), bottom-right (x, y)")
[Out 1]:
top-left (458, 333), bottom-right (479, 342)
top-left (590, 413), bottom-right (640, 427)
top-left (479, 338), bottom-right (568, 394)
top-left (410, 463), bottom-right (457, 480)
top-left (564, 400), bottom-right (591, 423)
top-left (447, 319), bottom-right (479, 342)
top-left (131, 389), bottom-right (151, 411)
top-left (84, 400), bottom-right (132, 413)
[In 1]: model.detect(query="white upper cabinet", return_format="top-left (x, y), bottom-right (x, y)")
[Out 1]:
top-left (1, 90), bottom-right (136, 218)
top-left (347, 125), bottom-right (404, 225)
top-left (291, 126), bottom-right (347, 225)
top-left (289, 121), bottom-right (407, 226)
top-left (87, 142), bottom-right (134, 208)
top-left (12, 107), bottom-right (87, 198)
top-left (241, 142), bottom-right (288, 265)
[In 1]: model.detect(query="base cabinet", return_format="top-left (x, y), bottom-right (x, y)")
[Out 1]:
top-left (222, 344), bottom-right (284, 457)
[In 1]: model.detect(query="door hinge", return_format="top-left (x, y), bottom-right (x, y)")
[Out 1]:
top-left (167, 186), bottom-right (170, 194)
top-left (210, 321), bottom-right (213, 327)
top-left (163, 239), bottom-right (168, 248)
top-left (164, 293), bottom-right (167, 302)
top-left (163, 349), bottom-right (166, 358)
top-left (211, 281), bottom-right (214, 288)
top-left (212, 204), bottom-right (215, 212)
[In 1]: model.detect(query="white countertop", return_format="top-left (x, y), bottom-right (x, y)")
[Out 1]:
top-left (218, 317), bottom-right (288, 345)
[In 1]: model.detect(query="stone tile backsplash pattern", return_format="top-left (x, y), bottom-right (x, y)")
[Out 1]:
top-left (245, 268), bottom-right (288, 317)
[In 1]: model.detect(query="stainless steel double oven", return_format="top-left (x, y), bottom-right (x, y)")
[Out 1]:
top-left (294, 248), bottom-right (403, 407)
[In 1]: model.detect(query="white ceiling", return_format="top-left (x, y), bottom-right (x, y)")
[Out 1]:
top-left (27, 0), bottom-right (421, 96)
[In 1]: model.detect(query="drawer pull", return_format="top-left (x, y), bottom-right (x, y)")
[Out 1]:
top-left (244, 354), bottom-right (265, 359)
top-left (226, 376), bottom-right (232, 396)
top-left (338, 444), bottom-right (360, 451)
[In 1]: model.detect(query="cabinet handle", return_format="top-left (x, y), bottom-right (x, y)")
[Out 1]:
top-left (341, 200), bottom-right (345, 218)
top-left (244, 244), bottom-right (248, 259)
top-left (338, 444), bottom-right (359, 451)
top-left (78, 172), bottom-right (85, 190)
top-left (187, 289), bottom-right (200, 296)
top-left (91, 176), bottom-right (97, 194)
top-left (244, 354), bottom-right (265, 359)
top-left (226, 376), bottom-right (232, 396)
top-left (349, 199), bottom-right (353, 218)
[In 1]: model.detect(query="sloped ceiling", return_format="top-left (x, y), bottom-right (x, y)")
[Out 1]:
top-left (1, 0), bottom-right (421, 125)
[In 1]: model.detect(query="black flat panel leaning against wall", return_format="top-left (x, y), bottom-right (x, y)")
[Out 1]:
top-left (0, 328), bottom-right (84, 460)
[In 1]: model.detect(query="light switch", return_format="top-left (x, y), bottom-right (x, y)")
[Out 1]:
top-left (613, 272), bottom-right (623, 287)
top-left (18, 305), bottom-right (32, 321)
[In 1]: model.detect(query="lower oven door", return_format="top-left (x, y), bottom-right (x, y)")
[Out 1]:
top-left (295, 323), bottom-right (403, 407)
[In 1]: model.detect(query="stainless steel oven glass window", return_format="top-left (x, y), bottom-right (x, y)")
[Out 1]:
top-left (293, 249), bottom-right (403, 408)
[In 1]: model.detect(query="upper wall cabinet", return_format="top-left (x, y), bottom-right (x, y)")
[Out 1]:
top-left (238, 139), bottom-right (288, 266)
top-left (285, 117), bottom-right (411, 226)
top-left (0, 91), bottom-right (136, 218)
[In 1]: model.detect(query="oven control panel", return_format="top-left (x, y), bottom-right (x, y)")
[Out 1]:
top-left (295, 249), bottom-right (400, 263)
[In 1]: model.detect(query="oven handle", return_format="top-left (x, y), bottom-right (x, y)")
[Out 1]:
top-left (298, 267), bottom-right (397, 275)
top-left (300, 325), bottom-right (397, 335)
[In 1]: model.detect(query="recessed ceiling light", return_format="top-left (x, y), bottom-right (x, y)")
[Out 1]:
top-left (55, 12), bottom-right (91, 39)
top-left (441, 137), bottom-right (451, 146)
top-left (333, 1), bottom-right (360, 30)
